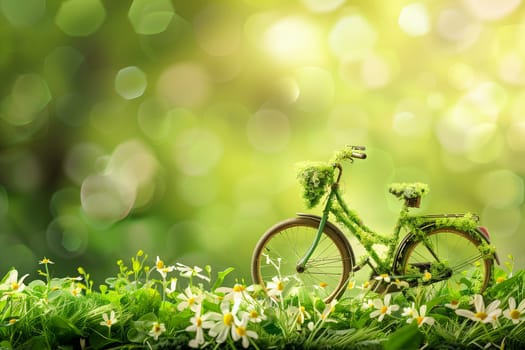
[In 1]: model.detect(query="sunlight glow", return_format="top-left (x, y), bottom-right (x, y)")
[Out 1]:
top-left (115, 66), bottom-right (147, 100)
top-left (157, 63), bottom-right (211, 108)
top-left (55, 0), bottom-right (106, 37)
top-left (246, 109), bottom-right (290, 153)
top-left (263, 16), bottom-right (322, 64)
top-left (462, 0), bottom-right (521, 21)
top-left (361, 53), bottom-right (391, 88)
top-left (437, 7), bottom-right (481, 48)
top-left (398, 3), bottom-right (430, 36)
top-left (301, 0), bottom-right (345, 13)
top-left (329, 14), bottom-right (377, 61)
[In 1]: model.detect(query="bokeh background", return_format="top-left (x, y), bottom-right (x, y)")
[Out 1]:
top-left (0, 0), bottom-right (524, 283)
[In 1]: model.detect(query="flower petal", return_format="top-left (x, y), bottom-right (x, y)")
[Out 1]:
top-left (473, 294), bottom-right (484, 313)
top-left (456, 309), bottom-right (476, 320)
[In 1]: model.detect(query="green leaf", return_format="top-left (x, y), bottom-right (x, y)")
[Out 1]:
top-left (212, 267), bottom-right (235, 291)
top-left (137, 311), bottom-right (158, 323)
top-left (17, 336), bottom-right (48, 349)
top-left (425, 295), bottom-right (448, 311)
top-left (132, 258), bottom-right (141, 273)
top-left (383, 323), bottom-right (423, 350)
top-left (127, 327), bottom-right (145, 343)
top-left (48, 315), bottom-right (83, 336)
top-left (128, 312), bottom-right (158, 343)
top-left (0, 340), bottom-right (13, 349)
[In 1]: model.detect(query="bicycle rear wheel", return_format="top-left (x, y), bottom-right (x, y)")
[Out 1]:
top-left (396, 227), bottom-right (493, 294)
top-left (251, 216), bottom-right (353, 303)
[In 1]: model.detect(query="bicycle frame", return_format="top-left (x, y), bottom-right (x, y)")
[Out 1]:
top-left (296, 164), bottom-right (404, 275)
top-left (295, 163), bottom-right (497, 280)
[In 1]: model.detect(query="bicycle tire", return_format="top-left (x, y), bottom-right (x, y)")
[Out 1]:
top-left (395, 227), bottom-right (493, 294)
top-left (251, 216), bottom-right (353, 303)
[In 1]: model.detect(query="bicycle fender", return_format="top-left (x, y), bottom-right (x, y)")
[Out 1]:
top-left (296, 213), bottom-right (356, 267)
top-left (476, 226), bottom-right (500, 265)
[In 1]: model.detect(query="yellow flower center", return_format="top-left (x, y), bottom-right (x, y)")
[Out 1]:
top-left (188, 297), bottom-right (195, 305)
top-left (496, 276), bottom-right (505, 283)
top-left (297, 308), bottom-right (305, 324)
top-left (223, 313), bottom-right (234, 326)
top-left (277, 281), bottom-right (284, 291)
top-left (156, 260), bottom-right (164, 269)
top-left (380, 274), bottom-right (389, 279)
top-left (423, 272), bottom-right (432, 280)
top-left (233, 284), bottom-right (245, 292)
top-left (475, 312), bottom-right (488, 320)
top-left (347, 281), bottom-right (355, 289)
top-left (319, 282), bottom-right (328, 288)
top-left (8, 319), bottom-right (17, 325)
top-left (106, 319), bottom-right (113, 326)
top-left (416, 316), bottom-right (424, 325)
top-left (510, 309), bottom-right (521, 320)
top-left (154, 324), bottom-right (162, 332)
top-left (196, 317), bottom-right (202, 327)
top-left (11, 282), bottom-right (19, 291)
top-left (249, 310), bottom-right (259, 318)
top-left (363, 281), bottom-right (370, 288)
top-left (380, 306), bottom-right (388, 314)
top-left (236, 326), bottom-right (246, 337)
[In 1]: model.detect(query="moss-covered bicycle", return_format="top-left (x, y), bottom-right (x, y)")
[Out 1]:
top-left (251, 146), bottom-right (499, 302)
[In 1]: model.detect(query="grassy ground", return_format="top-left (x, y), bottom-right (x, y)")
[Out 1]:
top-left (0, 251), bottom-right (523, 349)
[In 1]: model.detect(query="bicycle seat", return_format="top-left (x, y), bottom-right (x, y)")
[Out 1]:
top-left (388, 182), bottom-right (429, 208)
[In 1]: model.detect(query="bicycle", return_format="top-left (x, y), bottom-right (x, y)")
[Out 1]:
top-left (251, 146), bottom-right (499, 303)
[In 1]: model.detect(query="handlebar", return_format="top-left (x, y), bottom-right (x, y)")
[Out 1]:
top-left (331, 146), bottom-right (367, 184)
top-left (351, 151), bottom-right (367, 159)
top-left (350, 145), bottom-right (367, 159)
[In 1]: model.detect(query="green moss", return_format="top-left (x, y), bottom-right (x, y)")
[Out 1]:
top-left (406, 213), bottom-right (480, 233)
top-left (296, 162), bottom-right (334, 208)
top-left (330, 149), bottom-right (356, 163)
top-left (434, 212), bottom-right (479, 231)
top-left (479, 243), bottom-right (497, 260)
top-left (388, 182), bottom-right (429, 199)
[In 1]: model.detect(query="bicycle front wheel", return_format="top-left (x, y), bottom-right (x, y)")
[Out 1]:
top-left (396, 227), bottom-right (493, 294)
top-left (251, 216), bottom-right (353, 303)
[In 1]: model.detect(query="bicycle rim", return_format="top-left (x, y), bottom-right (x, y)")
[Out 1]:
top-left (251, 217), bottom-right (352, 303)
top-left (397, 227), bottom-right (492, 294)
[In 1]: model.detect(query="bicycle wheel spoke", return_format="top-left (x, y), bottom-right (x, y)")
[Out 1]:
top-left (398, 228), bottom-right (492, 295)
top-left (450, 254), bottom-right (483, 272)
top-left (303, 271), bottom-right (343, 275)
top-left (308, 256), bottom-right (344, 264)
top-left (252, 217), bottom-right (353, 303)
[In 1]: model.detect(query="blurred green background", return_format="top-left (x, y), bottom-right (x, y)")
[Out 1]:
top-left (0, 0), bottom-right (523, 283)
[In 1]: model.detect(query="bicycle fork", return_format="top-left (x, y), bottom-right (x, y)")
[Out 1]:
top-left (295, 189), bottom-right (336, 274)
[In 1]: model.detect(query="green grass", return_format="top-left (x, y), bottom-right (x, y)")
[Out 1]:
top-left (0, 251), bottom-right (523, 349)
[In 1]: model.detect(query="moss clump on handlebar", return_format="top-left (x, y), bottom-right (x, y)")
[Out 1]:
top-left (297, 162), bottom-right (334, 208)
top-left (330, 148), bottom-right (356, 163)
